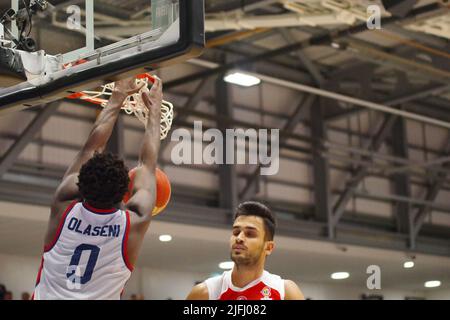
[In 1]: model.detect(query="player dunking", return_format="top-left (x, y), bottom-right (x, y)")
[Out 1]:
top-left (32, 77), bottom-right (163, 299)
top-left (187, 201), bottom-right (304, 300)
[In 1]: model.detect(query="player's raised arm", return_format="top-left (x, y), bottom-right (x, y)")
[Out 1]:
top-left (53, 78), bottom-right (144, 203)
top-left (124, 77), bottom-right (162, 220)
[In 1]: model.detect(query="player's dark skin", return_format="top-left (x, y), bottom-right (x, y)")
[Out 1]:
top-left (44, 76), bottom-right (163, 267)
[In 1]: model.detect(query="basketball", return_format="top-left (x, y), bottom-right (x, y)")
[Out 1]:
top-left (123, 167), bottom-right (171, 216)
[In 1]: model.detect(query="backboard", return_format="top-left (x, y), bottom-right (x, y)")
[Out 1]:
top-left (0, 0), bottom-right (204, 113)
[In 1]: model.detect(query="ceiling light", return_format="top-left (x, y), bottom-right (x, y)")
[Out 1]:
top-left (403, 261), bottom-right (414, 269)
top-left (331, 272), bottom-right (350, 280)
top-left (424, 281), bottom-right (441, 288)
top-left (331, 42), bottom-right (340, 49)
top-left (219, 261), bottom-right (234, 270)
top-left (224, 72), bottom-right (261, 87)
top-left (159, 234), bottom-right (172, 242)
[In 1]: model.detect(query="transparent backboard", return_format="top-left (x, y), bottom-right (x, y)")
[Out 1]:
top-left (0, 0), bottom-right (204, 113)
top-left (8, 0), bottom-right (180, 64)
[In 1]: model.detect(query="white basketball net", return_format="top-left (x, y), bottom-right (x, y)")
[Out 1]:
top-left (80, 76), bottom-right (173, 140)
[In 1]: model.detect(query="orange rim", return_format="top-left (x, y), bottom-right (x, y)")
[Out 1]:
top-left (66, 73), bottom-right (155, 104)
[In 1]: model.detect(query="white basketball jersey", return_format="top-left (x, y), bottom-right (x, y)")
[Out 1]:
top-left (205, 270), bottom-right (285, 300)
top-left (33, 201), bottom-right (133, 300)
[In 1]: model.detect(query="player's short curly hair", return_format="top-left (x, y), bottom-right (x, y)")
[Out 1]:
top-left (77, 152), bottom-right (129, 208)
top-left (234, 201), bottom-right (276, 241)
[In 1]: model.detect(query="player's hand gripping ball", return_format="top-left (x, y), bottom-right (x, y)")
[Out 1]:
top-left (123, 167), bottom-right (171, 216)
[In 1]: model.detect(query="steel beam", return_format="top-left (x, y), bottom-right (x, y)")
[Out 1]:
top-left (331, 114), bottom-right (398, 227)
top-left (189, 59), bottom-right (450, 130)
top-left (215, 40), bottom-right (305, 71)
top-left (206, 0), bottom-right (278, 13)
top-left (385, 25), bottom-right (449, 49)
top-left (345, 38), bottom-right (450, 84)
top-left (8, 99), bottom-right (448, 179)
top-left (160, 76), bottom-right (215, 153)
top-left (323, 62), bottom-right (377, 119)
top-left (166, 3), bottom-right (442, 89)
top-left (391, 117), bottom-right (412, 239)
top-left (325, 84), bottom-right (450, 122)
top-left (215, 76), bottom-right (238, 213)
top-left (5, 158), bottom-right (450, 214)
top-left (167, 88), bottom-right (450, 151)
top-left (411, 137), bottom-right (450, 248)
top-left (278, 28), bottom-right (324, 86)
top-left (239, 94), bottom-right (314, 200)
top-left (182, 59), bottom-right (450, 125)
top-left (328, 61), bottom-right (375, 79)
top-left (310, 98), bottom-right (333, 238)
top-left (0, 103), bottom-right (59, 177)
top-left (1, 173), bottom-right (449, 256)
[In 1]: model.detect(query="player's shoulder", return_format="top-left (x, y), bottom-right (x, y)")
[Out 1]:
top-left (261, 270), bottom-right (284, 286)
top-left (263, 270), bottom-right (282, 279)
top-left (284, 279), bottom-right (299, 289)
top-left (187, 272), bottom-right (227, 300)
top-left (50, 199), bottom-right (79, 220)
top-left (187, 282), bottom-right (209, 300)
top-left (283, 279), bottom-right (305, 300)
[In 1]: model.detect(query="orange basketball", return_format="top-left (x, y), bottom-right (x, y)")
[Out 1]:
top-left (123, 167), bottom-right (171, 216)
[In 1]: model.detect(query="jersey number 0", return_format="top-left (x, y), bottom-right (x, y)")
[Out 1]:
top-left (66, 244), bottom-right (100, 288)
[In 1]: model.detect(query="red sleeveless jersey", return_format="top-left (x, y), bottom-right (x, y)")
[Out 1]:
top-left (205, 270), bottom-right (284, 300)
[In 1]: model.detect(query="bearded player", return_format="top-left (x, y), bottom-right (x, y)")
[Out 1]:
top-left (187, 201), bottom-right (304, 300)
top-left (32, 77), bottom-right (162, 299)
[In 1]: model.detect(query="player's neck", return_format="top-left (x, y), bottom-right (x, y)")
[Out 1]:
top-left (231, 263), bottom-right (265, 288)
top-left (84, 200), bottom-right (119, 210)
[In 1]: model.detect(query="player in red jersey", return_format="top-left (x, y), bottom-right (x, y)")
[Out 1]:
top-left (187, 201), bottom-right (304, 300)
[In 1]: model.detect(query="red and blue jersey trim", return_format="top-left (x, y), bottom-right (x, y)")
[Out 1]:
top-left (32, 256), bottom-right (45, 299)
top-left (33, 200), bottom-right (77, 299)
top-left (121, 210), bottom-right (134, 272)
top-left (44, 200), bottom-right (78, 253)
top-left (35, 256), bottom-right (44, 286)
top-left (82, 202), bottom-right (118, 215)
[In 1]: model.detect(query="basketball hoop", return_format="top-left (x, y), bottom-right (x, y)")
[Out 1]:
top-left (67, 73), bottom-right (173, 140)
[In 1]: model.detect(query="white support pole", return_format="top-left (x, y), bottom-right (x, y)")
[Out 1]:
top-left (0, 23), bottom-right (4, 41)
top-left (11, 0), bottom-right (19, 39)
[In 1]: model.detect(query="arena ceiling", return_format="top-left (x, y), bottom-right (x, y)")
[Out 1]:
top-left (0, 0), bottom-right (449, 257)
